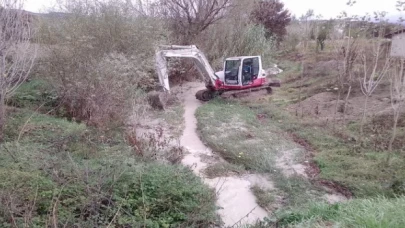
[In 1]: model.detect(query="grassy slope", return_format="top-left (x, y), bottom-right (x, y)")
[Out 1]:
top-left (255, 103), bottom-right (405, 197)
top-left (272, 54), bottom-right (405, 197)
top-left (278, 197), bottom-right (405, 228)
top-left (0, 81), bottom-right (216, 227)
top-left (6, 79), bottom-right (58, 111)
top-left (195, 50), bottom-right (405, 226)
top-left (196, 99), bottom-right (327, 208)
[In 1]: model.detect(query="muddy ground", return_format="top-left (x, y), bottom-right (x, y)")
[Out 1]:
top-left (135, 82), bottom-right (348, 227)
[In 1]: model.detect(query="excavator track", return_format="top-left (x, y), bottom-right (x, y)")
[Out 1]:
top-left (195, 82), bottom-right (280, 101)
top-left (195, 89), bottom-right (216, 101)
top-left (224, 84), bottom-right (273, 98)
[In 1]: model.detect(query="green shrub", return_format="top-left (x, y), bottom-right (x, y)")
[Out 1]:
top-left (37, 1), bottom-right (167, 127)
top-left (113, 164), bottom-right (217, 227)
top-left (0, 108), bottom-right (217, 227)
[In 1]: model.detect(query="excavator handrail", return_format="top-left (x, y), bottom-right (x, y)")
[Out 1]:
top-left (155, 45), bottom-right (218, 91)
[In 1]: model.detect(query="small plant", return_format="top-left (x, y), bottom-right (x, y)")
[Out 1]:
top-left (203, 162), bottom-right (245, 178)
top-left (0, 108), bottom-right (217, 227)
top-left (251, 185), bottom-right (275, 210)
top-left (276, 197), bottom-right (405, 227)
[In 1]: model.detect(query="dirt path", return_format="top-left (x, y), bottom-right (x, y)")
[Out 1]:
top-left (179, 83), bottom-right (269, 227)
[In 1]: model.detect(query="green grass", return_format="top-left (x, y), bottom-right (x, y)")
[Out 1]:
top-left (268, 55), bottom-right (405, 198)
top-left (277, 197), bottom-right (405, 228)
top-left (6, 79), bottom-right (58, 110)
top-left (255, 104), bottom-right (405, 197)
top-left (203, 162), bottom-right (245, 178)
top-left (251, 185), bottom-right (275, 209)
top-left (196, 99), bottom-right (326, 207)
top-left (0, 108), bottom-right (217, 227)
top-left (153, 103), bottom-right (185, 138)
top-left (196, 95), bottom-right (405, 209)
top-left (196, 98), bottom-right (294, 173)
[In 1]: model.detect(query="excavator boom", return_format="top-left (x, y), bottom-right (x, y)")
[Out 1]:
top-left (155, 45), bottom-right (217, 91)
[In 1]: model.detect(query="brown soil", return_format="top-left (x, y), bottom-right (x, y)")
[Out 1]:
top-left (289, 132), bottom-right (315, 152)
top-left (287, 132), bottom-right (353, 199)
top-left (288, 88), bottom-right (393, 122)
top-left (317, 180), bottom-right (353, 198)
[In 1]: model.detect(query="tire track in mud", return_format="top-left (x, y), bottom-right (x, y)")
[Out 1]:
top-left (179, 83), bottom-right (269, 227)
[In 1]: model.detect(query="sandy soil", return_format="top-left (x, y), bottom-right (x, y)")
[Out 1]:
top-left (276, 148), bottom-right (308, 178)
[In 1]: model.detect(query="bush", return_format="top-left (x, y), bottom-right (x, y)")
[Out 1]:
top-left (0, 108), bottom-right (217, 227)
top-left (37, 0), bottom-right (167, 127)
top-left (112, 164), bottom-right (216, 227)
top-left (46, 52), bottom-right (141, 127)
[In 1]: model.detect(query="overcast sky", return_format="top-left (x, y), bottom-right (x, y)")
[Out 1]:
top-left (24, 0), bottom-right (403, 19)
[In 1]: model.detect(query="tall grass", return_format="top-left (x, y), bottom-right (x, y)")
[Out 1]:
top-left (277, 197), bottom-right (405, 228)
top-left (0, 107), bottom-right (217, 227)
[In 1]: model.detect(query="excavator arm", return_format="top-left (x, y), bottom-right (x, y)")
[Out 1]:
top-left (155, 45), bottom-right (218, 91)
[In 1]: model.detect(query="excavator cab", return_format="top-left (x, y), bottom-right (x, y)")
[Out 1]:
top-left (223, 56), bottom-right (264, 87)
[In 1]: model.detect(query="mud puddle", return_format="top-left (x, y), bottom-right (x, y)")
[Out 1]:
top-left (179, 82), bottom-right (269, 227)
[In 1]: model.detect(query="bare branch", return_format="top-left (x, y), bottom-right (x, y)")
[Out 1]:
top-left (0, 0), bottom-right (37, 140)
top-left (157, 0), bottom-right (232, 43)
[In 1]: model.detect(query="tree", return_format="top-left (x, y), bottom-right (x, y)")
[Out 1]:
top-left (0, 0), bottom-right (36, 141)
top-left (316, 26), bottom-right (328, 51)
top-left (39, 0), bottom-right (163, 127)
top-left (250, 0), bottom-right (291, 42)
top-left (359, 37), bottom-right (391, 137)
top-left (331, 18), bottom-right (360, 126)
top-left (388, 59), bottom-right (405, 164)
top-left (295, 10), bottom-right (314, 118)
top-left (157, 0), bottom-right (232, 44)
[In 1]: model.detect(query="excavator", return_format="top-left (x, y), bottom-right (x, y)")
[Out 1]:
top-left (155, 45), bottom-right (281, 101)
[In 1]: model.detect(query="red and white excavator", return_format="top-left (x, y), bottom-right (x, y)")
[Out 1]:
top-left (156, 45), bottom-right (281, 101)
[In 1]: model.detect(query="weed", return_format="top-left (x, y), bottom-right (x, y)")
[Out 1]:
top-left (255, 104), bottom-right (405, 197)
top-left (196, 99), bottom-right (327, 208)
top-left (277, 196), bottom-right (405, 228)
top-left (251, 185), bottom-right (275, 209)
top-left (153, 103), bottom-right (185, 138)
top-left (203, 162), bottom-right (245, 178)
top-left (6, 79), bottom-right (58, 112)
top-left (196, 99), bottom-right (294, 173)
top-left (0, 108), bottom-right (217, 227)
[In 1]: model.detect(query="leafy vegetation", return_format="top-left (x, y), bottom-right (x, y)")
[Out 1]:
top-left (6, 79), bottom-right (57, 110)
top-left (0, 107), bottom-right (216, 227)
top-left (203, 162), bottom-right (245, 179)
top-left (251, 185), bottom-right (275, 209)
